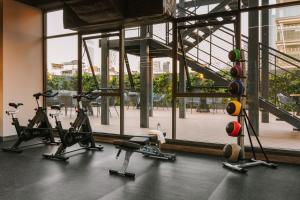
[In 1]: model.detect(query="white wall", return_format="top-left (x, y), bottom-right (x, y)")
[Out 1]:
top-left (1, 0), bottom-right (43, 138)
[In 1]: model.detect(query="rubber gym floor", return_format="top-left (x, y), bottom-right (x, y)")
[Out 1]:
top-left (0, 141), bottom-right (299, 200)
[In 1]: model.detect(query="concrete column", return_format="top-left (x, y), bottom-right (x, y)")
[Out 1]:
top-left (101, 38), bottom-right (109, 125)
top-left (140, 26), bottom-right (150, 128)
top-left (179, 61), bottom-right (186, 118)
top-left (261, 0), bottom-right (270, 123)
top-left (248, 1), bottom-right (259, 135)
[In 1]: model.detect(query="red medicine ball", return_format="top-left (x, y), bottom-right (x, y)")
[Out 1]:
top-left (226, 121), bottom-right (242, 137)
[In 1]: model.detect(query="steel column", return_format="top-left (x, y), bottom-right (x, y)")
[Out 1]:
top-left (235, 3), bottom-right (245, 159)
top-left (172, 21), bottom-right (178, 140)
top-left (149, 57), bottom-right (153, 117)
top-left (179, 60), bottom-right (186, 118)
top-left (42, 11), bottom-right (47, 107)
top-left (101, 38), bottom-right (110, 125)
top-left (78, 34), bottom-right (83, 94)
top-left (119, 29), bottom-right (125, 136)
top-left (247, 0), bottom-right (260, 136)
top-left (149, 26), bottom-right (154, 117)
top-left (178, 0), bottom-right (186, 119)
top-left (261, 0), bottom-right (270, 123)
top-left (140, 26), bottom-right (150, 128)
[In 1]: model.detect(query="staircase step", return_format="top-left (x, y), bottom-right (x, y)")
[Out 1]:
top-left (259, 97), bottom-right (300, 129)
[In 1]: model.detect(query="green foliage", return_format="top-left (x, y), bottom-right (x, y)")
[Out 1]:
top-left (109, 76), bottom-right (118, 88)
top-left (218, 70), bottom-right (232, 81)
top-left (153, 73), bottom-right (172, 102)
top-left (190, 73), bottom-right (214, 87)
top-left (269, 71), bottom-right (300, 106)
top-left (82, 73), bottom-right (100, 91)
top-left (46, 69), bottom-right (300, 111)
top-left (47, 75), bottom-right (76, 91)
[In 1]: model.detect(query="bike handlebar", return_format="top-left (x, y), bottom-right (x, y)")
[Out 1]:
top-left (33, 90), bottom-right (58, 99)
top-left (73, 91), bottom-right (100, 101)
top-left (44, 91), bottom-right (59, 98)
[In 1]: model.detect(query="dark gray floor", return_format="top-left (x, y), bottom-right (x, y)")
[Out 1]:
top-left (0, 140), bottom-right (299, 200)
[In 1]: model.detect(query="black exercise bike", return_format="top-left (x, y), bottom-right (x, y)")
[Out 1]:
top-left (2, 90), bottom-right (58, 153)
top-left (43, 91), bottom-right (103, 161)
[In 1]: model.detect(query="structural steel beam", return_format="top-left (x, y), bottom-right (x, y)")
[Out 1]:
top-left (83, 40), bottom-right (100, 90)
top-left (124, 53), bottom-right (135, 91)
top-left (149, 57), bottom-right (153, 117)
top-left (78, 34), bottom-right (83, 93)
top-left (261, 0), bottom-right (270, 123)
top-left (172, 22), bottom-right (178, 140)
top-left (101, 38), bottom-right (110, 125)
top-left (181, 0), bottom-right (223, 8)
top-left (178, 0), bottom-right (186, 119)
top-left (119, 29), bottom-right (125, 136)
top-left (247, 0), bottom-right (259, 135)
top-left (140, 26), bottom-right (150, 128)
top-left (175, 1), bottom-right (300, 23)
top-left (149, 26), bottom-right (154, 117)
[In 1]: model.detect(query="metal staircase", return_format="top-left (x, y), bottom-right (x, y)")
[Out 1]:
top-left (259, 97), bottom-right (300, 130)
top-left (172, 0), bottom-right (300, 130)
top-left (109, 0), bottom-right (300, 130)
top-left (151, 40), bottom-right (229, 85)
top-left (176, 0), bottom-right (240, 52)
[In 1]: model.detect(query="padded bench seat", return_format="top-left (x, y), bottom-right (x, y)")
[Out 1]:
top-left (130, 135), bottom-right (158, 144)
top-left (129, 137), bottom-right (150, 145)
top-left (113, 135), bottom-right (160, 150)
top-left (113, 140), bottom-right (140, 150)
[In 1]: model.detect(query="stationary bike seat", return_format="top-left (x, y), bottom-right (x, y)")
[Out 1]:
top-left (129, 137), bottom-right (150, 145)
top-left (113, 140), bottom-right (140, 150)
top-left (9, 103), bottom-right (23, 109)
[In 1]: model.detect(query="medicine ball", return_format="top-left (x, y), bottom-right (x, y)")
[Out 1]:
top-left (223, 143), bottom-right (242, 163)
top-left (226, 100), bottom-right (241, 116)
top-left (230, 64), bottom-right (243, 78)
top-left (228, 49), bottom-right (241, 62)
top-left (228, 79), bottom-right (244, 96)
top-left (226, 121), bottom-right (242, 137)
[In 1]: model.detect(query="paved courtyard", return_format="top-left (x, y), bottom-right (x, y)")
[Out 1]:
top-left (52, 106), bottom-right (300, 151)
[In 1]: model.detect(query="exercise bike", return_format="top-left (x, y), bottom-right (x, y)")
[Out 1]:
top-left (43, 91), bottom-right (103, 161)
top-left (2, 90), bottom-right (58, 153)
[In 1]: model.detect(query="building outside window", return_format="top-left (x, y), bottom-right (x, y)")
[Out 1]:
top-left (276, 16), bottom-right (300, 64)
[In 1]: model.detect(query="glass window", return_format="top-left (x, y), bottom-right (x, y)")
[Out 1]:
top-left (46, 36), bottom-right (78, 125)
top-left (81, 35), bottom-right (121, 134)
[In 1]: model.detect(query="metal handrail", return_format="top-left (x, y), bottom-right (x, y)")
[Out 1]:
top-left (217, 27), bottom-right (300, 73)
top-left (187, 45), bottom-right (231, 69)
top-left (174, 3), bottom-right (299, 111)
top-left (175, 6), bottom-right (300, 71)
top-left (186, 52), bottom-right (231, 78)
top-left (221, 26), bottom-right (300, 68)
